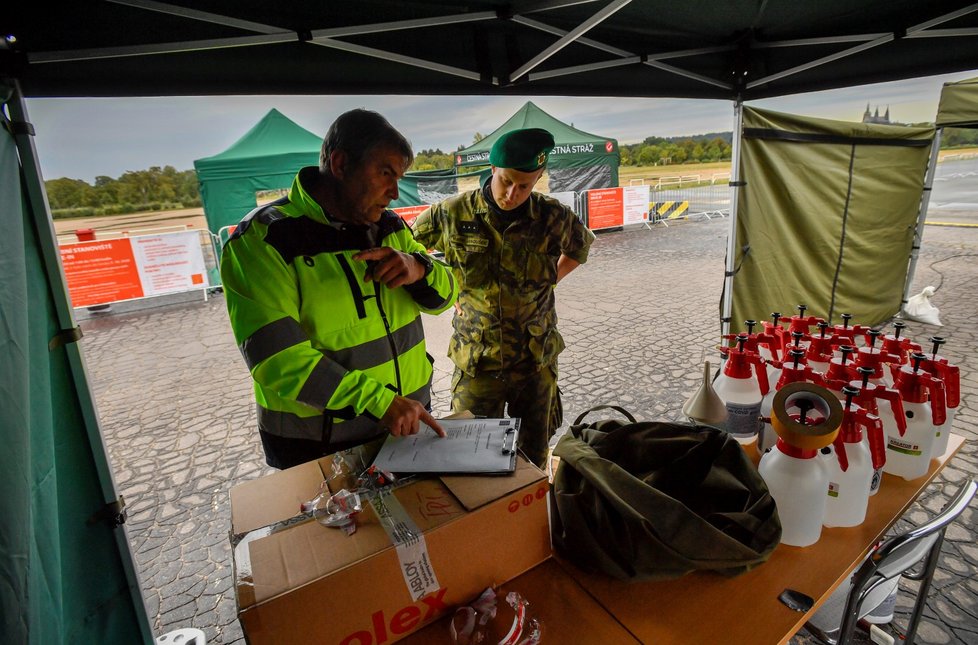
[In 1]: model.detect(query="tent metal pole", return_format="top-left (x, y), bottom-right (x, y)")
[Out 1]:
top-left (720, 99), bottom-right (744, 342)
top-left (5, 80), bottom-right (154, 643)
top-left (902, 128), bottom-right (943, 308)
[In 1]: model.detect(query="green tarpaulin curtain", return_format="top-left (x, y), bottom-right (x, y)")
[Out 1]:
top-left (1, 115), bottom-right (146, 642)
top-left (936, 76), bottom-right (978, 128)
top-left (730, 107), bottom-right (934, 328)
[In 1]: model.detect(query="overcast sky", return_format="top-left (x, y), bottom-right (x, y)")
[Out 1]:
top-left (25, 68), bottom-right (978, 183)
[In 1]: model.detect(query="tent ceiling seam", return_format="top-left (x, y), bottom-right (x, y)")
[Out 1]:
top-left (514, 14), bottom-right (736, 90)
top-left (107, 0), bottom-right (285, 34)
top-left (308, 38), bottom-right (487, 84)
top-left (509, 0), bottom-right (633, 82)
top-left (28, 34), bottom-right (298, 64)
top-left (747, 3), bottom-right (978, 90)
top-left (308, 12), bottom-right (497, 38)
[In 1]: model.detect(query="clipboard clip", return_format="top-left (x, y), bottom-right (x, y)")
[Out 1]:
top-left (501, 428), bottom-right (517, 455)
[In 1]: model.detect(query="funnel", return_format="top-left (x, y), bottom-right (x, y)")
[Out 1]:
top-left (682, 361), bottom-right (728, 427)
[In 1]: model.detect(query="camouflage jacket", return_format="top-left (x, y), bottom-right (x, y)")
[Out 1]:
top-left (412, 186), bottom-right (594, 374)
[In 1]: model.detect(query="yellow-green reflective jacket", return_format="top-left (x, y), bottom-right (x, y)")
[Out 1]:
top-left (220, 167), bottom-right (457, 449)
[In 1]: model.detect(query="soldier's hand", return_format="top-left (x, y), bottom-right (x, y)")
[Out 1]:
top-left (380, 396), bottom-right (447, 438)
top-left (355, 247), bottom-right (425, 288)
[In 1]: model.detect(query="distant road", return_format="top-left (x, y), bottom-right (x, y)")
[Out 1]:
top-left (927, 156), bottom-right (978, 227)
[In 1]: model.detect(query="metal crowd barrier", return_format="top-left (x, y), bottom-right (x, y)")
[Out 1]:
top-left (647, 173), bottom-right (731, 226)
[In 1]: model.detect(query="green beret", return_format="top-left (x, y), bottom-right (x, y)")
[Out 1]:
top-left (489, 128), bottom-right (555, 172)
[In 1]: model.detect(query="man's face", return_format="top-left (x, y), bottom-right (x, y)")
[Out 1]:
top-left (334, 144), bottom-right (410, 224)
top-left (489, 165), bottom-right (543, 211)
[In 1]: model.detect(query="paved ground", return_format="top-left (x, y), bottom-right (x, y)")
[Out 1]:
top-left (77, 216), bottom-right (978, 644)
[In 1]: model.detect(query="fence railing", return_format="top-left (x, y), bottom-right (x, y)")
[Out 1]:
top-left (647, 173), bottom-right (731, 225)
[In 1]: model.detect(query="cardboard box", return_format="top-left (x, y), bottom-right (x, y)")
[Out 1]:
top-left (396, 558), bottom-right (641, 644)
top-left (230, 456), bottom-right (551, 644)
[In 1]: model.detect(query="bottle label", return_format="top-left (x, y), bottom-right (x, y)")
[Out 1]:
top-left (725, 401), bottom-right (761, 437)
top-left (870, 467), bottom-right (882, 493)
top-left (887, 436), bottom-right (922, 457)
top-left (827, 481), bottom-right (840, 498)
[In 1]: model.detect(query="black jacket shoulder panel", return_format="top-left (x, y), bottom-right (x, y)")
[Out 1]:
top-left (226, 197), bottom-right (289, 245)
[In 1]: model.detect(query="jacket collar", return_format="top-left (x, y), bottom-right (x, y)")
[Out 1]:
top-left (291, 167), bottom-right (343, 229)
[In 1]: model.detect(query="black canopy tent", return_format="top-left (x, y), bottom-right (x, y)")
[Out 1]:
top-left (4, 1), bottom-right (978, 641)
top-left (8, 1), bottom-right (978, 100)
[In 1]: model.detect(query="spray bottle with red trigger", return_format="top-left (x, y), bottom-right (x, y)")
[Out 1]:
top-left (884, 352), bottom-right (947, 481)
top-left (758, 349), bottom-right (825, 453)
top-left (880, 321), bottom-right (921, 382)
top-left (762, 312), bottom-right (787, 356)
top-left (919, 336), bottom-right (960, 460)
top-left (854, 329), bottom-right (903, 387)
top-left (723, 320), bottom-right (780, 383)
top-left (806, 321), bottom-right (838, 376)
top-left (715, 333), bottom-right (770, 444)
top-left (783, 304), bottom-right (823, 347)
top-left (758, 383), bottom-right (842, 547)
top-left (832, 313), bottom-right (871, 348)
top-left (849, 366), bottom-right (906, 496)
top-left (822, 345), bottom-right (859, 394)
top-left (823, 386), bottom-right (884, 528)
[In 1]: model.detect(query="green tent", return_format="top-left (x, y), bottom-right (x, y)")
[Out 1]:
top-left (194, 108), bottom-right (322, 234)
top-left (454, 101), bottom-right (619, 192)
top-left (2, 96), bottom-right (152, 643)
top-left (905, 76), bottom-right (978, 303)
top-left (936, 76), bottom-right (978, 127)
top-left (725, 106), bottom-right (935, 329)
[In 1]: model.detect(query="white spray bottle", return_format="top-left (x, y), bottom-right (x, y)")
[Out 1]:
top-left (823, 386), bottom-right (885, 528)
top-left (714, 334), bottom-right (770, 444)
top-left (884, 352), bottom-right (947, 480)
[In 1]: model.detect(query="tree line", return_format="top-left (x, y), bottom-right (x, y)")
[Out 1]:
top-left (45, 127), bottom-right (978, 217)
top-left (45, 166), bottom-right (201, 219)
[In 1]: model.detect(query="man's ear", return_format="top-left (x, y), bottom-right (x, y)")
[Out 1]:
top-left (329, 150), bottom-right (348, 179)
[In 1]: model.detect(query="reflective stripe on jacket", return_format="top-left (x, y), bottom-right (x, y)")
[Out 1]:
top-left (221, 167), bottom-right (457, 447)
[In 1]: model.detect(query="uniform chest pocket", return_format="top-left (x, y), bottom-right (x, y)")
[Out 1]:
top-left (450, 234), bottom-right (492, 288)
top-left (523, 249), bottom-right (558, 287)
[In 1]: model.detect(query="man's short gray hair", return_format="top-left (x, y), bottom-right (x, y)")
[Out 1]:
top-left (320, 109), bottom-right (413, 175)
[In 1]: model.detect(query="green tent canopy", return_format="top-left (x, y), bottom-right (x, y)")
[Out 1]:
top-left (727, 107), bottom-right (935, 328)
top-left (194, 108), bottom-right (322, 233)
top-left (936, 76), bottom-right (978, 127)
top-left (455, 101), bottom-right (619, 192)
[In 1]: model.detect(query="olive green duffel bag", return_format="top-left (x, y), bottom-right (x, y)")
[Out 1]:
top-left (551, 405), bottom-right (782, 581)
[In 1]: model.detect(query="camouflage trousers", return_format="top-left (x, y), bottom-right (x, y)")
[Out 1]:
top-left (451, 363), bottom-right (563, 469)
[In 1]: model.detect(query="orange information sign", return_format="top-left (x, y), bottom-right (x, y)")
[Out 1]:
top-left (59, 230), bottom-right (209, 308)
top-left (60, 240), bottom-right (143, 307)
top-left (587, 187), bottom-right (625, 230)
top-left (392, 205), bottom-right (429, 226)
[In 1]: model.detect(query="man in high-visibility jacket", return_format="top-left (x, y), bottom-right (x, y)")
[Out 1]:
top-left (221, 109), bottom-right (458, 469)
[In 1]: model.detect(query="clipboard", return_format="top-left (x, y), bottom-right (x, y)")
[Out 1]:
top-left (371, 418), bottom-right (520, 475)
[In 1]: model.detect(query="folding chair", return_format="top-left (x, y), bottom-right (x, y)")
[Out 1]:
top-left (802, 479), bottom-right (977, 645)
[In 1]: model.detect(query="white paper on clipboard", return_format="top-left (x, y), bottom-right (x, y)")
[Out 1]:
top-left (371, 418), bottom-right (520, 475)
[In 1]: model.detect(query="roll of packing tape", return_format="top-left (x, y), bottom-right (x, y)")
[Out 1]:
top-left (771, 382), bottom-right (843, 450)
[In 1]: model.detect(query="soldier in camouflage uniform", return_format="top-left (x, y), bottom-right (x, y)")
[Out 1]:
top-left (412, 128), bottom-right (595, 467)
